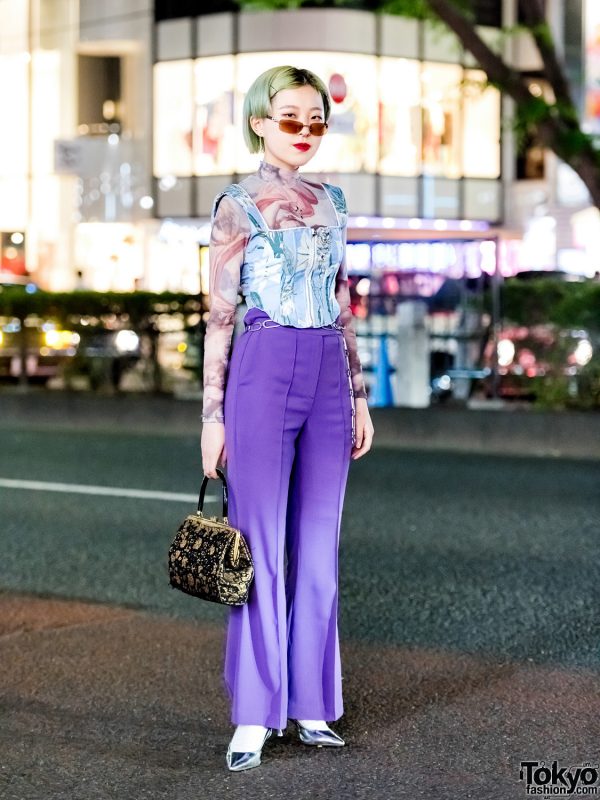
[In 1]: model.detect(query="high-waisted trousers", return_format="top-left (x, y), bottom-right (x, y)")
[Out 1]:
top-left (222, 305), bottom-right (355, 729)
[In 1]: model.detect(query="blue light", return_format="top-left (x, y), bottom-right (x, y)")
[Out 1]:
top-left (25, 283), bottom-right (37, 293)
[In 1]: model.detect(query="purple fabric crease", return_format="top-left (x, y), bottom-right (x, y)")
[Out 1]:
top-left (222, 306), bottom-right (353, 728)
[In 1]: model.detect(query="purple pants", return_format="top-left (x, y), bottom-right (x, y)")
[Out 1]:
top-left (222, 306), bottom-right (354, 729)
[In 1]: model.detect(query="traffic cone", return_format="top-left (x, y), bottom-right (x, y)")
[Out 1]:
top-left (372, 335), bottom-right (394, 407)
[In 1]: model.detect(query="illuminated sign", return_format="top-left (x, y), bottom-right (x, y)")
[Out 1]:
top-left (346, 238), bottom-right (500, 284)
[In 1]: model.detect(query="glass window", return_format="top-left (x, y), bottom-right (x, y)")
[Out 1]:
top-left (518, 0), bottom-right (546, 24)
top-left (236, 51), bottom-right (378, 175)
top-left (192, 55), bottom-right (235, 175)
top-left (379, 58), bottom-right (421, 176)
top-left (0, 179), bottom-right (28, 235)
top-left (585, 0), bottom-right (600, 135)
top-left (155, 0), bottom-right (235, 21)
top-left (152, 50), bottom-right (501, 203)
top-left (463, 178), bottom-right (501, 221)
top-left (462, 69), bottom-right (501, 178)
top-left (0, 40), bottom-right (29, 229)
top-left (153, 59), bottom-right (194, 177)
top-left (32, 50), bottom-right (61, 174)
top-left (421, 175), bottom-right (460, 219)
top-left (421, 62), bottom-right (462, 179)
top-left (473, 0), bottom-right (502, 27)
top-left (0, 53), bottom-right (29, 180)
top-left (380, 176), bottom-right (419, 216)
top-left (516, 77), bottom-right (552, 180)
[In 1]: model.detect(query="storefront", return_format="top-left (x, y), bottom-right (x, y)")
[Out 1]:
top-left (153, 45), bottom-right (503, 227)
top-left (149, 10), bottom-right (507, 403)
top-left (0, 0), bottom-right (79, 290)
top-left (148, 9), bottom-right (509, 403)
top-left (343, 222), bottom-right (524, 400)
top-left (2, 5), bottom-right (509, 303)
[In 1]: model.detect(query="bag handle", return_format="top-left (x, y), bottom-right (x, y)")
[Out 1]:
top-left (197, 467), bottom-right (228, 517)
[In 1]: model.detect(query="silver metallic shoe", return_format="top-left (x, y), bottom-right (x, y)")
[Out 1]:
top-left (225, 726), bottom-right (284, 771)
top-left (290, 719), bottom-right (345, 747)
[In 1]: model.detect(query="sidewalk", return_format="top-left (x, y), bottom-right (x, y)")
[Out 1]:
top-left (1, 386), bottom-right (599, 459)
top-left (1, 590), bottom-right (597, 800)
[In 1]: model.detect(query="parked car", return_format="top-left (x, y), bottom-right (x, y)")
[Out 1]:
top-left (0, 286), bottom-right (141, 388)
top-left (0, 315), bottom-right (80, 384)
top-left (481, 324), bottom-right (594, 399)
top-left (61, 322), bottom-right (142, 390)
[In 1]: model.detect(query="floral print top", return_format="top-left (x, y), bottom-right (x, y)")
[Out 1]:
top-left (202, 159), bottom-right (367, 423)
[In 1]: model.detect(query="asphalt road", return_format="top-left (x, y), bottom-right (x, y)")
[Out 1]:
top-left (1, 415), bottom-right (599, 799)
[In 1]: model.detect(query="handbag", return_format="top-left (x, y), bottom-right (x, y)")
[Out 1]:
top-left (168, 468), bottom-right (254, 605)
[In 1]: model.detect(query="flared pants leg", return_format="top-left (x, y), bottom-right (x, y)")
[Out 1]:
top-left (222, 310), bottom-right (353, 729)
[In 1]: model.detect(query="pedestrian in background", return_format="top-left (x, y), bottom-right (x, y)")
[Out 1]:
top-left (201, 64), bottom-right (374, 771)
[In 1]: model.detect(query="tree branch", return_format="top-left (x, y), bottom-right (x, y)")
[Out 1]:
top-left (516, 0), bottom-right (579, 118)
top-left (423, 0), bottom-right (600, 205)
top-left (425, 0), bottom-right (531, 104)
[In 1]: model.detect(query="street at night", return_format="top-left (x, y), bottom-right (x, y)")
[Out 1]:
top-left (3, 0), bottom-right (600, 795)
top-left (1, 397), bottom-right (598, 799)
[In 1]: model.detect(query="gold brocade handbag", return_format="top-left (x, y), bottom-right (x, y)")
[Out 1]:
top-left (168, 468), bottom-right (254, 605)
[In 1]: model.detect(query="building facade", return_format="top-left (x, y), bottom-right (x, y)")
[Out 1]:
top-left (0, 0), bottom-right (596, 399)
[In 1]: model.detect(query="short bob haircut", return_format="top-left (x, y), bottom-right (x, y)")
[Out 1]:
top-left (243, 65), bottom-right (331, 154)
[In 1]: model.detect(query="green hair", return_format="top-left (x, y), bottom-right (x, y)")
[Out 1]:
top-left (242, 65), bottom-right (331, 154)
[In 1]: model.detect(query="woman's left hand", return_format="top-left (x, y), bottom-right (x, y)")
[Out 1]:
top-left (351, 397), bottom-right (374, 460)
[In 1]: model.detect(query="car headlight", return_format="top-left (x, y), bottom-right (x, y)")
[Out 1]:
top-left (497, 338), bottom-right (515, 367)
top-left (573, 339), bottom-right (593, 367)
top-left (434, 374), bottom-right (452, 391)
top-left (44, 329), bottom-right (80, 349)
top-left (114, 329), bottom-right (139, 353)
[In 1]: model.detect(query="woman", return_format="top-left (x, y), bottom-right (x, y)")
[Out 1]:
top-left (201, 65), bottom-right (374, 771)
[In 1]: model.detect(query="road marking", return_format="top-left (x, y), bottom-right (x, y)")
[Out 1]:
top-left (0, 478), bottom-right (211, 504)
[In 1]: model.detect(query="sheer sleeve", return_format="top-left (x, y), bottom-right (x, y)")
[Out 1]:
top-left (201, 193), bottom-right (250, 423)
top-left (334, 199), bottom-right (368, 400)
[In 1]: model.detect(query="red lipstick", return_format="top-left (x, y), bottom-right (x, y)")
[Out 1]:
top-left (293, 144), bottom-right (310, 151)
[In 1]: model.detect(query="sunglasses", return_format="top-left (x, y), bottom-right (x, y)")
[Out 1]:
top-left (265, 115), bottom-right (329, 137)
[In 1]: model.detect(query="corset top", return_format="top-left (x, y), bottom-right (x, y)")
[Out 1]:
top-left (210, 181), bottom-right (348, 328)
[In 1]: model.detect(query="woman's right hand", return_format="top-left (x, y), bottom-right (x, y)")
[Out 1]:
top-left (201, 422), bottom-right (227, 479)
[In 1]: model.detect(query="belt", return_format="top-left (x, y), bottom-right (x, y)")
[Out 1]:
top-left (243, 317), bottom-right (356, 446)
top-left (244, 320), bottom-right (345, 332)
